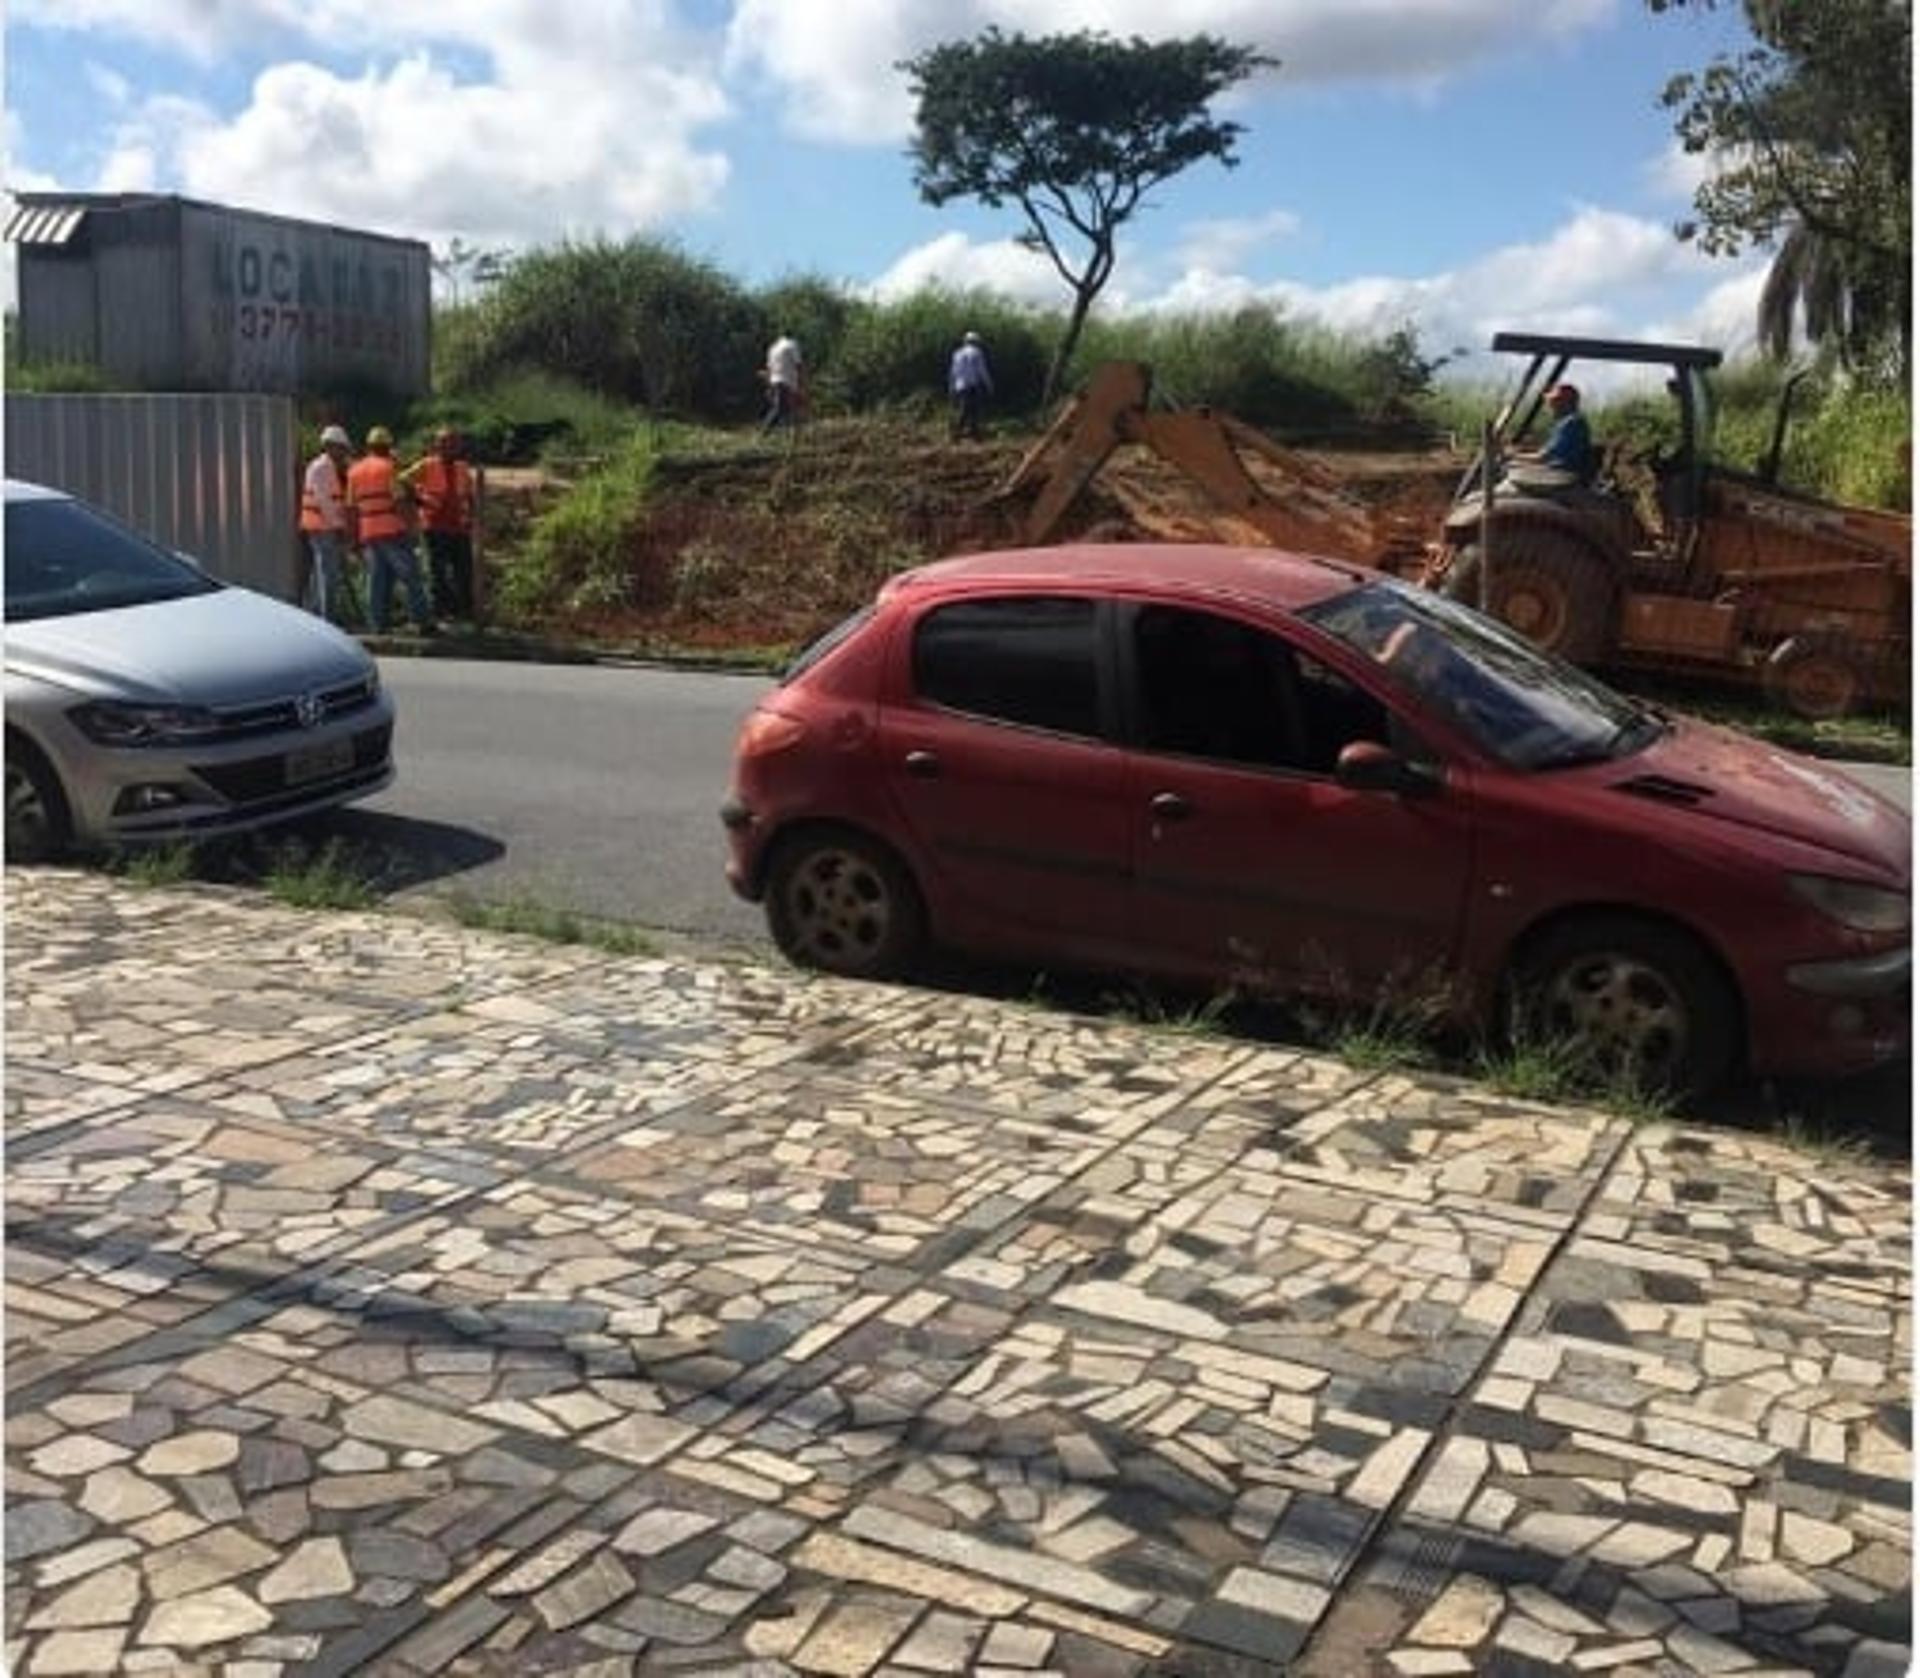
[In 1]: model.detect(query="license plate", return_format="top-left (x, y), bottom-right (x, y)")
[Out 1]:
top-left (284, 737), bottom-right (355, 787)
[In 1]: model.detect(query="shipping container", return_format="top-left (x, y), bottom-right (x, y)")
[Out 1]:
top-left (6, 192), bottom-right (431, 398)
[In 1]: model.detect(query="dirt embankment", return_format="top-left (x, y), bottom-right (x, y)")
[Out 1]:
top-left (483, 418), bottom-right (1465, 652)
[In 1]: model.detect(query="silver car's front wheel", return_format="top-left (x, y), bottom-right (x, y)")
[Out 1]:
top-left (5, 745), bottom-right (71, 863)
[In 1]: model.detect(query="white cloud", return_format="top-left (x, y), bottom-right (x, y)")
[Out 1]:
top-left (728, 0), bottom-right (1615, 144)
top-left (871, 204), bottom-right (1761, 394)
top-left (9, 0), bottom-right (293, 62)
top-left (93, 144), bottom-right (158, 191)
top-left (4, 110), bottom-right (65, 313)
top-left (1225, 206), bottom-right (1720, 362)
top-left (867, 231), bottom-right (1061, 306)
top-left (1173, 209), bottom-right (1301, 273)
top-left (1644, 262), bottom-right (1767, 358)
top-left (83, 61), bottom-right (134, 106)
top-left (1643, 137), bottom-right (1757, 207)
top-left (14, 2), bottom-right (734, 248)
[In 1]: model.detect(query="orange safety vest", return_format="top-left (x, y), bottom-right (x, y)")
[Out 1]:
top-left (346, 454), bottom-right (408, 542)
top-left (412, 456), bottom-right (474, 534)
top-left (300, 454), bottom-right (344, 533)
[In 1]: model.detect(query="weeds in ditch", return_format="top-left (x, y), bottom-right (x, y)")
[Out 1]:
top-left (261, 837), bottom-right (381, 911)
top-left (445, 891), bottom-right (656, 957)
top-left (1471, 1031), bottom-right (1675, 1124)
top-left (108, 842), bottom-right (201, 888)
top-left (1100, 983), bottom-right (1241, 1038)
top-left (1770, 1114), bottom-right (1876, 1166)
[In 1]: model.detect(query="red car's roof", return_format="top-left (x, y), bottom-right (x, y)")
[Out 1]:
top-left (887, 544), bottom-right (1369, 613)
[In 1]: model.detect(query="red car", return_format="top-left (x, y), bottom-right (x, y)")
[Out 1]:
top-left (723, 545), bottom-right (1909, 1094)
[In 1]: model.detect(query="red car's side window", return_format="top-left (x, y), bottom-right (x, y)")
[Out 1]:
top-left (911, 596), bottom-right (1101, 739)
top-left (1130, 604), bottom-right (1391, 775)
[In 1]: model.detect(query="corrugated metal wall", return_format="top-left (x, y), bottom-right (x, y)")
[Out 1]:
top-left (18, 253), bottom-right (100, 365)
top-left (6, 393), bottom-right (300, 599)
top-left (96, 237), bottom-right (183, 389)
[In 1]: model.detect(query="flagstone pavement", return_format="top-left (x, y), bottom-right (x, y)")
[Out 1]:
top-left (4, 868), bottom-right (1910, 1677)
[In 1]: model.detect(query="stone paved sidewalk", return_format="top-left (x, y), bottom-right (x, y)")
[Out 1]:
top-left (4, 869), bottom-right (1910, 1678)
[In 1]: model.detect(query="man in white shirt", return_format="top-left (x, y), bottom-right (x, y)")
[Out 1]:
top-left (299, 425), bottom-right (358, 624)
top-left (762, 334), bottom-right (803, 432)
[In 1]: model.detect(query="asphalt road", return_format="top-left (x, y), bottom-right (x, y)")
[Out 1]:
top-left (1839, 759), bottom-right (1910, 811)
top-left (349, 657), bottom-right (771, 941)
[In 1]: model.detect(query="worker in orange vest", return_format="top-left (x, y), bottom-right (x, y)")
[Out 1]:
top-left (403, 427), bottom-right (477, 622)
top-left (299, 424), bottom-right (359, 625)
top-left (347, 425), bottom-right (434, 636)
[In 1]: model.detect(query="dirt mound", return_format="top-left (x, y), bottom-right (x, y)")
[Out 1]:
top-left (509, 415), bottom-right (1462, 651)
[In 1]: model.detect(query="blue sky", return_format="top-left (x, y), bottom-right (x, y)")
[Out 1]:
top-left (6, 1), bottom-right (1767, 379)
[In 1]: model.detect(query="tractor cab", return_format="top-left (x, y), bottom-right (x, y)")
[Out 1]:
top-left (1432, 331), bottom-right (1909, 719)
top-left (1443, 333), bottom-right (1724, 578)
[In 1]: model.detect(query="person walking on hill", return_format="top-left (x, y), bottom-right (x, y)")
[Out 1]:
top-left (300, 424), bottom-right (359, 626)
top-left (948, 329), bottom-right (993, 441)
top-left (404, 427), bottom-right (477, 623)
top-left (762, 332), bottom-right (803, 432)
top-left (349, 426), bottom-right (434, 636)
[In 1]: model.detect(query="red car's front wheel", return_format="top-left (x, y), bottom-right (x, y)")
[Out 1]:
top-left (1512, 912), bottom-right (1739, 1098)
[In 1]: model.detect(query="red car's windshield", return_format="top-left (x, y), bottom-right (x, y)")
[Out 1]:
top-left (1302, 580), bottom-right (1661, 770)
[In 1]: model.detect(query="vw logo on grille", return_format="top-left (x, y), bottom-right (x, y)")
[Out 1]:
top-left (294, 691), bottom-right (326, 729)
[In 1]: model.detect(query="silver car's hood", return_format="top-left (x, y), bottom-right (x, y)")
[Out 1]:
top-left (5, 586), bottom-right (374, 706)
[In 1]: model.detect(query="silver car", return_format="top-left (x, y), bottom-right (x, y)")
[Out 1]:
top-left (5, 479), bottom-right (395, 858)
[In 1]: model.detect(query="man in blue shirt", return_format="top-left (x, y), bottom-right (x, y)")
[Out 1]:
top-left (1524, 382), bottom-right (1595, 481)
top-left (949, 331), bottom-right (994, 441)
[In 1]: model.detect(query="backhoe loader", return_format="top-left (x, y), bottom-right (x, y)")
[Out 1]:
top-left (1002, 344), bottom-right (1909, 719)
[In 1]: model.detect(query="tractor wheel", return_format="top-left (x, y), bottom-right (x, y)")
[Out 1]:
top-left (1763, 634), bottom-right (1869, 721)
top-left (1474, 529), bottom-right (1616, 663)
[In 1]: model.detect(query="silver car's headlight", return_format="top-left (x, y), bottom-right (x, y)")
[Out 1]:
top-left (1788, 873), bottom-right (1910, 934)
top-left (69, 700), bottom-right (223, 748)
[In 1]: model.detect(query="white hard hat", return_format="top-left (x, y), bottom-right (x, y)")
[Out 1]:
top-left (963, 330), bottom-right (981, 344)
top-left (319, 424), bottom-right (351, 448)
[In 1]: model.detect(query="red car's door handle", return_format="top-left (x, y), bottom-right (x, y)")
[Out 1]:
top-left (1150, 791), bottom-right (1192, 820)
top-left (904, 750), bottom-right (941, 778)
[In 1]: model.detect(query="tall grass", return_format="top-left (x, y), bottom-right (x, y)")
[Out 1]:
top-left (499, 432), bottom-right (660, 617)
top-left (410, 370), bottom-right (639, 465)
top-left (446, 238), bottom-right (769, 420)
top-left (7, 358), bottom-right (113, 393)
top-left (1708, 364), bottom-right (1910, 508)
top-left (420, 235), bottom-right (1908, 510)
top-left (826, 289), bottom-right (1055, 418)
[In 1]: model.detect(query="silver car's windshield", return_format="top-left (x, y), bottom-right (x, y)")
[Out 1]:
top-left (1301, 580), bottom-right (1660, 770)
top-left (5, 498), bottom-right (221, 623)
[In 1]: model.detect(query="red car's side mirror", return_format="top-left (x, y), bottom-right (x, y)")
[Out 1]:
top-left (1335, 740), bottom-right (1441, 797)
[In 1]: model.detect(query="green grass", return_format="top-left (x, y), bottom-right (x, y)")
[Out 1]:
top-left (444, 890), bottom-right (657, 956)
top-left (1328, 1019), bottom-right (1433, 1074)
top-left (6, 357), bottom-right (114, 393)
top-left (108, 842), bottom-right (202, 888)
top-left (496, 432), bottom-right (660, 618)
top-left (1100, 984), bottom-right (1241, 1038)
top-left (261, 837), bottom-right (382, 911)
top-left (1617, 678), bottom-right (1910, 765)
top-left (1471, 1034), bottom-right (1675, 1125)
top-left (1768, 1113), bottom-right (1877, 1166)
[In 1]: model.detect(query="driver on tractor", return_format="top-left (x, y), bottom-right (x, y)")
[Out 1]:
top-left (1514, 382), bottom-right (1596, 483)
